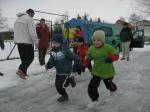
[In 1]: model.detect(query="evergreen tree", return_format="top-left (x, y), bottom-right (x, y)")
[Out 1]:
top-left (77, 14), bottom-right (82, 19)
top-left (98, 17), bottom-right (101, 22)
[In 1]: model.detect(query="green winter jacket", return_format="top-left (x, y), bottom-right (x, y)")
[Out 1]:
top-left (86, 44), bottom-right (118, 79)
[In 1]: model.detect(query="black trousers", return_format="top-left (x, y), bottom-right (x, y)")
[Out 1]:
top-left (88, 75), bottom-right (117, 101)
top-left (38, 48), bottom-right (47, 65)
top-left (17, 44), bottom-right (34, 74)
top-left (55, 75), bottom-right (68, 96)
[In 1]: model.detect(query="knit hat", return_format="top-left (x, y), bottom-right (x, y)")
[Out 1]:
top-left (92, 30), bottom-right (105, 43)
top-left (52, 34), bottom-right (63, 43)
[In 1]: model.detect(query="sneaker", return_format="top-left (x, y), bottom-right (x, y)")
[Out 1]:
top-left (57, 95), bottom-right (69, 102)
top-left (69, 76), bottom-right (76, 88)
top-left (16, 69), bottom-right (26, 79)
top-left (87, 101), bottom-right (98, 109)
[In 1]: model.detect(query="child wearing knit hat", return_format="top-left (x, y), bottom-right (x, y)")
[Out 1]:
top-left (86, 30), bottom-right (119, 108)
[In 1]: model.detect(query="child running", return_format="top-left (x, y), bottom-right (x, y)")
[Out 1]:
top-left (86, 30), bottom-right (119, 108)
top-left (45, 34), bottom-right (82, 102)
top-left (76, 38), bottom-right (92, 74)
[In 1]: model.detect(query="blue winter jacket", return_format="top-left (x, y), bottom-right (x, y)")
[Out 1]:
top-left (46, 44), bottom-right (82, 75)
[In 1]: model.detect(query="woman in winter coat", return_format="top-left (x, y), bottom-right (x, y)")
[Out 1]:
top-left (86, 30), bottom-right (119, 108)
top-left (36, 18), bottom-right (51, 65)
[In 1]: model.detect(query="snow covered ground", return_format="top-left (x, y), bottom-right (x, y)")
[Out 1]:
top-left (0, 42), bottom-right (150, 112)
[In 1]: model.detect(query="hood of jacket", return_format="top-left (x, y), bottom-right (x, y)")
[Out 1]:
top-left (16, 12), bottom-right (26, 17)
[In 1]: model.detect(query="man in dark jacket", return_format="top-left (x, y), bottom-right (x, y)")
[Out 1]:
top-left (120, 23), bottom-right (132, 61)
top-left (0, 36), bottom-right (4, 76)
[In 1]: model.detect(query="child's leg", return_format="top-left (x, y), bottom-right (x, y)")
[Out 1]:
top-left (88, 75), bottom-right (101, 101)
top-left (64, 75), bottom-right (76, 88)
top-left (55, 75), bottom-right (68, 97)
top-left (87, 63), bottom-right (92, 72)
top-left (103, 78), bottom-right (117, 92)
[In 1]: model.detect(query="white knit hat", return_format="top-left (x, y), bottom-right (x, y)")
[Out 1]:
top-left (92, 30), bottom-right (105, 43)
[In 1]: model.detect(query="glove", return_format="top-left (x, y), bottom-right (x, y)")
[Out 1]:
top-left (105, 57), bottom-right (113, 63)
top-left (73, 61), bottom-right (82, 75)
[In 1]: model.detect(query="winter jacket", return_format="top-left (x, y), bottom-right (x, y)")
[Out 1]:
top-left (77, 43), bottom-right (90, 66)
top-left (36, 23), bottom-right (51, 48)
top-left (120, 27), bottom-right (132, 42)
top-left (14, 12), bottom-right (38, 45)
top-left (46, 43), bottom-right (82, 75)
top-left (74, 30), bottom-right (84, 38)
top-left (86, 44), bottom-right (118, 79)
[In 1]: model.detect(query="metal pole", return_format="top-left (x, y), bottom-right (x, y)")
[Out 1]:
top-left (7, 44), bottom-right (16, 59)
top-left (34, 10), bottom-right (68, 18)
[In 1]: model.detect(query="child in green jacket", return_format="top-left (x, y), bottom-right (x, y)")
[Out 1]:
top-left (85, 30), bottom-right (119, 108)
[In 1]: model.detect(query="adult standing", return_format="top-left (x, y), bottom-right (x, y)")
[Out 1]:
top-left (14, 9), bottom-right (38, 79)
top-left (36, 18), bottom-right (51, 65)
top-left (0, 36), bottom-right (4, 76)
top-left (120, 23), bottom-right (132, 61)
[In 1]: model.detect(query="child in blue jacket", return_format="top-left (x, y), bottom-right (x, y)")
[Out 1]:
top-left (45, 34), bottom-right (82, 102)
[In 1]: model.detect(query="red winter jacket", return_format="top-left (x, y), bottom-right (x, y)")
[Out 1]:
top-left (36, 24), bottom-right (51, 48)
top-left (77, 43), bottom-right (90, 66)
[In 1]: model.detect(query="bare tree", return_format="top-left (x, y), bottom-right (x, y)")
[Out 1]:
top-left (136, 0), bottom-right (150, 15)
top-left (129, 13), bottom-right (143, 25)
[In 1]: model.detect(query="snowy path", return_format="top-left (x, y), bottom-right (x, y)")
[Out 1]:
top-left (0, 45), bottom-right (150, 112)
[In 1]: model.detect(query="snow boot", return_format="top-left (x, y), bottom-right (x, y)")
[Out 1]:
top-left (0, 72), bottom-right (4, 76)
top-left (69, 76), bottom-right (76, 88)
top-left (16, 69), bottom-right (26, 79)
top-left (57, 95), bottom-right (69, 102)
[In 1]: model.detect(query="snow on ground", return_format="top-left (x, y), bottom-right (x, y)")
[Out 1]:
top-left (0, 42), bottom-right (150, 112)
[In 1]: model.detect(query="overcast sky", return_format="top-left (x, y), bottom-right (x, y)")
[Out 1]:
top-left (0, 0), bottom-right (138, 28)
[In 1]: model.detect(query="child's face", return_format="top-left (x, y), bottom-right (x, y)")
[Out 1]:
top-left (52, 41), bottom-right (61, 48)
top-left (93, 38), bottom-right (103, 48)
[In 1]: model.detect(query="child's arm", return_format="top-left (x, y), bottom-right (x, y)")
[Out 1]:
top-left (105, 45), bottom-right (119, 63)
top-left (45, 55), bottom-right (55, 70)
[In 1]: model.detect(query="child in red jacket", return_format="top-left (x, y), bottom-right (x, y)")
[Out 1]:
top-left (73, 38), bottom-right (92, 75)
